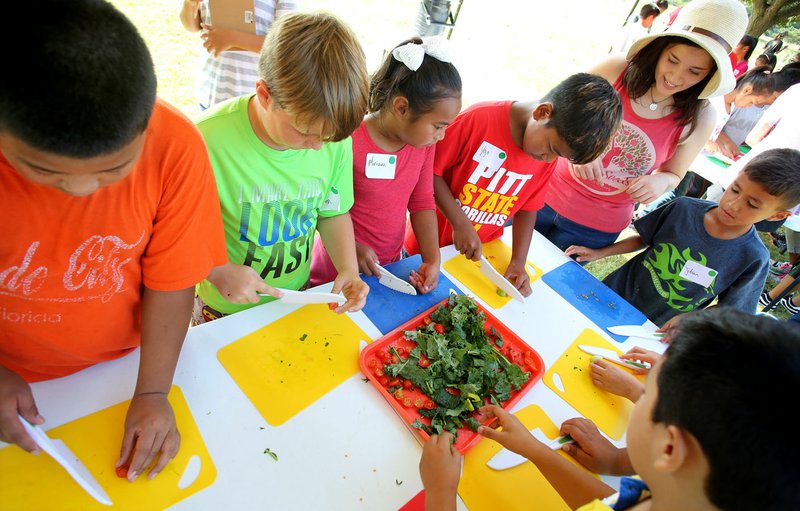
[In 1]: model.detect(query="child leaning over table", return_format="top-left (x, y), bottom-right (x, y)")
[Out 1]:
top-left (0, 0), bottom-right (227, 481)
top-left (420, 307), bottom-right (800, 510)
top-left (309, 36), bottom-right (462, 293)
top-left (565, 148), bottom-right (800, 328)
top-left (193, 11), bottom-right (370, 324)
top-left (403, 73), bottom-right (623, 297)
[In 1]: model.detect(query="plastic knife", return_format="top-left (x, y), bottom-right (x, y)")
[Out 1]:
top-left (478, 255), bottom-right (525, 302)
top-left (487, 433), bottom-right (573, 470)
top-left (578, 344), bottom-right (650, 370)
top-left (259, 288), bottom-right (347, 304)
top-left (606, 325), bottom-right (665, 341)
top-left (18, 415), bottom-right (112, 505)
top-left (375, 264), bottom-right (418, 295)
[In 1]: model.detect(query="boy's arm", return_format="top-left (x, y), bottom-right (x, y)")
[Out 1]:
top-left (478, 405), bottom-right (615, 509)
top-left (433, 175), bottom-right (482, 261)
top-left (179, 0), bottom-right (201, 32)
top-left (317, 213), bottom-right (369, 313)
top-left (118, 286), bottom-right (193, 482)
top-left (565, 235), bottom-right (646, 263)
top-left (408, 209), bottom-right (441, 294)
top-left (507, 210), bottom-right (536, 296)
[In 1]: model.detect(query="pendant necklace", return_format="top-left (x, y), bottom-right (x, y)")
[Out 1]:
top-left (648, 87), bottom-right (669, 111)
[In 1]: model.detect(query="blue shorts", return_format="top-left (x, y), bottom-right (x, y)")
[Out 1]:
top-left (535, 204), bottom-right (620, 252)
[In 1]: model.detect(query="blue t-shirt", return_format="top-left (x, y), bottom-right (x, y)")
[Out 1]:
top-left (604, 197), bottom-right (769, 326)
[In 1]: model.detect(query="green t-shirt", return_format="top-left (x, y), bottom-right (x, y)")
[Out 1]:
top-left (196, 95), bottom-right (354, 314)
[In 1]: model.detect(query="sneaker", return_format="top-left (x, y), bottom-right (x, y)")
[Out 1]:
top-left (780, 296), bottom-right (800, 315)
top-left (769, 260), bottom-right (793, 276)
top-left (759, 291), bottom-right (773, 307)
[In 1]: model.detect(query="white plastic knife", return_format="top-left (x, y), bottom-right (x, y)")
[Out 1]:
top-left (606, 325), bottom-right (664, 341)
top-left (375, 264), bottom-right (417, 295)
top-left (478, 255), bottom-right (525, 303)
top-left (260, 288), bottom-right (347, 305)
top-left (487, 432), bottom-right (573, 470)
top-left (578, 345), bottom-right (650, 370)
top-left (18, 415), bottom-right (112, 505)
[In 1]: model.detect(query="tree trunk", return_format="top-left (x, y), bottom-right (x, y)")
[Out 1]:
top-left (746, 1), bottom-right (800, 39)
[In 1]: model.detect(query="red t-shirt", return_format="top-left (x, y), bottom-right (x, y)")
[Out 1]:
top-left (0, 100), bottom-right (227, 381)
top-left (404, 101), bottom-right (554, 253)
top-left (309, 122), bottom-right (435, 285)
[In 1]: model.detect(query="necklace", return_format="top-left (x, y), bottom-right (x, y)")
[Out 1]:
top-left (647, 87), bottom-right (670, 111)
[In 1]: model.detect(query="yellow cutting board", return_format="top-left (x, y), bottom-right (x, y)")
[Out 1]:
top-left (217, 303), bottom-right (372, 426)
top-left (459, 404), bottom-right (596, 511)
top-left (543, 329), bottom-right (641, 440)
top-left (442, 239), bottom-right (542, 309)
top-left (0, 385), bottom-right (215, 510)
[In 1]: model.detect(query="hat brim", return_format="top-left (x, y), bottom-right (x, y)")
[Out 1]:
top-left (625, 31), bottom-right (735, 99)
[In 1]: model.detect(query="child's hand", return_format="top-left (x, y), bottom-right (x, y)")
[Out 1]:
top-left (355, 242), bottom-right (381, 277)
top-left (657, 314), bottom-right (683, 344)
top-left (419, 431), bottom-right (461, 510)
top-left (409, 261), bottom-right (440, 294)
top-left (208, 263), bottom-right (278, 304)
top-left (0, 365), bottom-right (45, 453)
top-left (477, 404), bottom-right (538, 455)
top-left (200, 24), bottom-right (239, 56)
top-left (564, 245), bottom-right (602, 263)
top-left (560, 418), bottom-right (633, 476)
top-left (119, 393), bottom-right (180, 482)
top-left (570, 160), bottom-right (605, 185)
top-left (620, 347), bottom-right (661, 374)
top-left (626, 174), bottom-right (671, 204)
top-left (589, 358), bottom-right (644, 402)
top-left (331, 271), bottom-right (369, 313)
top-left (452, 225), bottom-right (482, 261)
top-left (503, 261), bottom-right (532, 296)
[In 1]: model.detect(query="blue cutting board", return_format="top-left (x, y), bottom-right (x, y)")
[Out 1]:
top-left (361, 255), bottom-right (462, 334)
top-left (541, 261), bottom-right (647, 343)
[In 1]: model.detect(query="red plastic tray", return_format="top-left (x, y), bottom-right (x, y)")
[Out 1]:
top-left (359, 297), bottom-right (544, 453)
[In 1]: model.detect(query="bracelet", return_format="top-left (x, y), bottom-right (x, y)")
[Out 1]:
top-left (133, 391), bottom-right (169, 398)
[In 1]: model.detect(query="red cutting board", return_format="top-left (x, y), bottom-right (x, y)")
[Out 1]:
top-left (360, 297), bottom-right (544, 453)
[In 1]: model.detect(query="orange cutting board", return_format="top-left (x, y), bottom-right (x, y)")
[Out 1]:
top-left (543, 329), bottom-right (641, 440)
top-left (458, 404), bottom-right (596, 511)
top-left (0, 385), bottom-right (216, 510)
top-left (442, 239), bottom-right (542, 309)
top-left (217, 303), bottom-right (372, 426)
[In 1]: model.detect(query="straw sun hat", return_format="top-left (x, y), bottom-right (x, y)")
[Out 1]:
top-left (626, 0), bottom-right (748, 99)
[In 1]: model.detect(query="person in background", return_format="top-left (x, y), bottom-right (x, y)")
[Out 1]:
top-left (402, 73), bottom-right (622, 296)
top-left (537, 0), bottom-right (749, 253)
top-left (310, 37), bottom-right (462, 292)
top-left (0, 0), bottom-right (227, 481)
top-left (728, 34), bottom-right (757, 78)
top-left (754, 52), bottom-right (777, 72)
top-left (615, 4), bottom-right (661, 55)
top-left (763, 31), bottom-right (788, 56)
top-left (420, 308), bottom-right (800, 510)
top-left (566, 149), bottom-right (800, 328)
top-left (193, 12), bottom-right (370, 323)
top-left (179, 0), bottom-right (298, 110)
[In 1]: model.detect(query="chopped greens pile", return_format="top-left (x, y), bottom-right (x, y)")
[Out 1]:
top-left (384, 293), bottom-right (531, 440)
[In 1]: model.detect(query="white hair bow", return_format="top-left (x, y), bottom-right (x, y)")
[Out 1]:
top-left (391, 36), bottom-right (452, 71)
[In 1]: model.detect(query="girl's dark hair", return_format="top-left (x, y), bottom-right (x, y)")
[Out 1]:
top-left (735, 66), bottom-right (774, 94)
top-left (755, 53), bottom-right (778, 72)
top-left (739, 35), bottom-right (758, 62)
top-left (623, 36), bottom-right (716, 134)
top-left (369, 37), bottom-right (462, 118)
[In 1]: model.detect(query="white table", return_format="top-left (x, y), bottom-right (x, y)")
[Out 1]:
top-left (5, 230), bottom-right (664, 510)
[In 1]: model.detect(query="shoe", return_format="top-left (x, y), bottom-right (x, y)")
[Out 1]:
top-left (769, 260), bottom-right (792, 276)
top-left (770, 232), bottom-right (787, 252)
top-left (780, 296), bottom-right (800, 315)
top-left (759, 291), bottom-right (773, 307)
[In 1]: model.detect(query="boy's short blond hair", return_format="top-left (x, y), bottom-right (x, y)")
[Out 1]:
top-left (258, 11), bottom-right (368, 142)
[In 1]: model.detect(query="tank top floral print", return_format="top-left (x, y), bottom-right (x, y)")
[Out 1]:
top-left (545, 70), bottom-right (686, 233)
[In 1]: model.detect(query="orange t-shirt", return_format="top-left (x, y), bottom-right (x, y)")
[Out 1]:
top-left (0, 100), bottom-right (227, 382)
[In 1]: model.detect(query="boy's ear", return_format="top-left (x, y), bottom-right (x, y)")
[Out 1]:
top-left (653, 425), bottom-right (692, 474)
top-left (392, 96), bottom-right (410, 118)
top-left (765, 209), bottom-right (792, 222)
top-left (532, 103), bottom-right (554, 122)
top-left (255, 80), bottom-right (273, 110)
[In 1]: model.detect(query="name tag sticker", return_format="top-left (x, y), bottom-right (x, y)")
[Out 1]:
top-left (680, 260), bottom-right (718, 288)
top-left (365, 153), bottom-right (397, 179)
top-left (320, 187), bottom-right (341, 212)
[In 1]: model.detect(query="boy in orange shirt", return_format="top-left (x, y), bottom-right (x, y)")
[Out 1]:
top-left (0, 0), bottom-right (227, 482)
